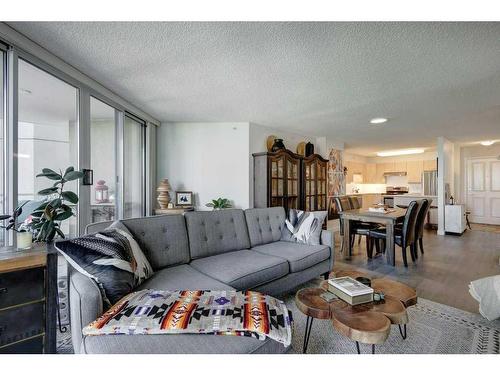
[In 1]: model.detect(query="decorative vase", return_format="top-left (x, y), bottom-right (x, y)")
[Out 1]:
top-left (17, 231), bottom-right (32, 250)
top-left (271, 138), bottom-right (286, 152)
top-left (157, 179), bottom-right (172, 209)
top-left (305, 142), bottom-right (314, 156)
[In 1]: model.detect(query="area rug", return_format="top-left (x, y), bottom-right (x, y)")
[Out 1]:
top-left (57, 279), bottom-right (500, 354)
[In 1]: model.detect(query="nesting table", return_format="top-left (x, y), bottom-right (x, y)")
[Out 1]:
top-left (295, 270), bottom-right (417, 354)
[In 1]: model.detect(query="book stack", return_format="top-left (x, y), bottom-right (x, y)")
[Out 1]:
top-left (327, 277), bottom-right (374, 305)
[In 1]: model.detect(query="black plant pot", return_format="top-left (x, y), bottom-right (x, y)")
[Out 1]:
top-left (271, 138), bottom-right (286, 152)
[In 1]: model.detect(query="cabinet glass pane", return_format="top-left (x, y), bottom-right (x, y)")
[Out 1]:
top-left (271, 161), bottom-right (277, 178)
top-left (272, 178), bottom-right (277, 196)
top-left (17, 59), bottom-right (79, 238)
top-left (277, 159), bottom-right (283, 178)
top-left (278, 179), bottom-right (283, 196)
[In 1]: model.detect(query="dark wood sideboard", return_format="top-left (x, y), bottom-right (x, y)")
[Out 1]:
top-left (0, 244), bottom-right (57, 354)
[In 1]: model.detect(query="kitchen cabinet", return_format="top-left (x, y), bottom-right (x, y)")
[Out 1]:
top-left (393, 161), bottom-right (407, 172)
top-left (376, 163), bottom-right (386, 183)
top-left (344, 161), bottom-right (365, 184)
top-left (365, 164), bottom-right (377, 183)
top-left (407, 160), bottom-right (424, 183)
top-left (424, 159), bottom-right (437, 171)
top-left (361, 194), bottom-right (382, 208)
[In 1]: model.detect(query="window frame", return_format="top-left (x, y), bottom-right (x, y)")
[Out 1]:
top-left (0, 41), bottom-right (153, 245)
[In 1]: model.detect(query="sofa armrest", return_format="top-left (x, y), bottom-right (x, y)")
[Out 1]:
top-left (69, 268), bottom-right (103, 354)
top-left (320, 229), bottom-right (335, 270)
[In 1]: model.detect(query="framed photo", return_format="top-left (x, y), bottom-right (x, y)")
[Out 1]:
top-left (176, 191), bottom-right (193, 207)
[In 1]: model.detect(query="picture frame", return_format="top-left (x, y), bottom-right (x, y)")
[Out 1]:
top-left (176, 191), bottom-right (193, 207)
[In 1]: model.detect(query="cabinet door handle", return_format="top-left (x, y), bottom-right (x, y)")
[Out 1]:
top-left (0, 287), bottom-right (7, 294)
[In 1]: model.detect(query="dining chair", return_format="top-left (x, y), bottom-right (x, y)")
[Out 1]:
top-left (335, 196), bottom-right (352, 254)
top-left (368, 201), bottom-right (420, 267)
top-left (413, 199), bottom-right (430, 258)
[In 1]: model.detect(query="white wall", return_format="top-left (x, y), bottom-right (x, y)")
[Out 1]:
top-left (157, 122), bottom-right (251, 210)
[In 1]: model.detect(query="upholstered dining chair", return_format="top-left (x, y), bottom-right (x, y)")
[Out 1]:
top-left (368, 200), bottom-right (420, 267)
top-left (412, 199), bottom-right (430, 258)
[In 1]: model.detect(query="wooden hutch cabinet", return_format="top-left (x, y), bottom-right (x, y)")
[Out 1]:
top-left (253, 150), bottom-right (328, 213)
top-left (302, 154), bottom-right (328, 211)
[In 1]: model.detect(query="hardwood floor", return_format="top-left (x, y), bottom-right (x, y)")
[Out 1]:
top-left (329, 224), bottom-right (500, 313)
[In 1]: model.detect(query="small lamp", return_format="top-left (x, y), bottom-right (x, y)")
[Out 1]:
top-left (157, 179), bottom-right (172, 209)
top-left (95, 180), bottom-right (109, 203)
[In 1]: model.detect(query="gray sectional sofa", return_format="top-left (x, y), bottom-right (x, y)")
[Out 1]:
top-left (68, 207), bottom-right (334, 354)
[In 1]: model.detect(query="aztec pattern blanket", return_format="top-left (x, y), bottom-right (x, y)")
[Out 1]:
top-left (83, 289), bottom-right (293, 346)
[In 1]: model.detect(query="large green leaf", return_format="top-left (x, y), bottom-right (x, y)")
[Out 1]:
top-left (0, 214), bottom-right (11, 220)
top-left (54, 210), bottom-right (73, 221)
top-left (38, 187), bottom-right (58, 195)
top-left (61, 191), bottom-right (79, 204)
top-left (49, 198), bottom-right (62, 209)
top-left (63, 166), bottom-right (75, 177)
top-left (64, 171), bottom-right (84, 181)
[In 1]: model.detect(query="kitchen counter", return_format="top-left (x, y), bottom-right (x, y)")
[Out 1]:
top-left (382, 194), bottom-right (437, 199)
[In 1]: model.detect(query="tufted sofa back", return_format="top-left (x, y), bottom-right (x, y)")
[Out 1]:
top-left (244, 207), bottom-right (286, 247)
top-left (86, 215), bottom-right (190, 270)
top-left (184, 209), bottom-right (251, 259)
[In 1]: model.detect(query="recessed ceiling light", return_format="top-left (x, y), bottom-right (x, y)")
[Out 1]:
top-left (480, 140), bottom-right (495, 146)
top-left (20, 88), bottom-right (32, 95)
top-left (370, 118), bottom-right (388, 124)
top-left (377, 148), bottom-right (425, 157)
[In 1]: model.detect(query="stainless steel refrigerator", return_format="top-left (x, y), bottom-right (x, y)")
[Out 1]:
top-left (422, 170), bottom-right (438, 196)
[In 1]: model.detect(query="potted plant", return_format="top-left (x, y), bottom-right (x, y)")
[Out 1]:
top-left (205, 198), bottom-right (232, 210)
top-left (1, 167), bottom-right (83, 246)
top-left (29, 167), bottom-right (84, 242)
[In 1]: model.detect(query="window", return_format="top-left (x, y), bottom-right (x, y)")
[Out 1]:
top-left (90, 97), bottom-right (117, 223)
top-left (17, 59), bottom-right (79, 237)
top-left (123, 114), bottom-right (145, 218)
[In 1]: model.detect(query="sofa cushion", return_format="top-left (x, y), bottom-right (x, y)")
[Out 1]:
top-left (190, 250), bottom-right (289, 290)
top-left (56, 228), bottom-right (154, 306)
top-left (185, 209), bottom-right (251, 259)
top-left (251, 241), bottom-right (331, 272)
top-left (281, 209), bottom-right (328, 245)
top-left (81, 333), bottom-right (288, 354)
top-left (245, 207), bottom-right (286, 247)
top-left (138, 264), bottom-right (233, 291)
top-left (119, 215), bottom-right (190, 270)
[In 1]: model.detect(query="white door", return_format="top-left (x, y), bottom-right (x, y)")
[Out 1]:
top-left (466, 157), bottom-right (500, 225)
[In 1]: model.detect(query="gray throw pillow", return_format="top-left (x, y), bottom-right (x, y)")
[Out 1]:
top-left (55, 221), bottom-right (153, 306)
top-left (281, 209), bottom-right (327, 245)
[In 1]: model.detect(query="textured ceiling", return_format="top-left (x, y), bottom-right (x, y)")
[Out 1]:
top-left (8, 22), bottom-right (500, 156)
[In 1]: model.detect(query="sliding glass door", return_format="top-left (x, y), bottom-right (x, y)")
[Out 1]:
top-left (90, 97), bottom-right (118, 223)
top-left (17, 59), bottom-right (79, 237)
top-left (0, 50), bottom-right (5, 244)
top-left (0, 42), bottom-right (154, 243)
top-left (123, 114), bottom-right (145, 218)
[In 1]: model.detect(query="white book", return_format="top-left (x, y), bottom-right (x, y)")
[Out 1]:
top-left (328, 277), bottom-right (374, 297)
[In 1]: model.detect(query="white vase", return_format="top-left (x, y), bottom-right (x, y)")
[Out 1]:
top-left (17, 231), bottom-right (33, 250)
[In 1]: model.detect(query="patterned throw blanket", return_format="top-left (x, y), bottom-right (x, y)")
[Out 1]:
top-left (83, 290), bottom-right (293, 346)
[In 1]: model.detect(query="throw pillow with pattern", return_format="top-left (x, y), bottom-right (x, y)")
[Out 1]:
top-left (281, 209), bottom-right (327, 245)
top-left (55, 223), bottom-right (153, 306)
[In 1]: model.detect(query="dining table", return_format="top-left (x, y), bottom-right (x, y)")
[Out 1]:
top-left (339, 207), bottom-right (407, 266)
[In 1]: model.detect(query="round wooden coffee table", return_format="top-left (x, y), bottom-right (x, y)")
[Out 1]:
top-left (319, 280), bottom-right (408, 353)
top-left (295, 287), bottom-right (333, 353)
